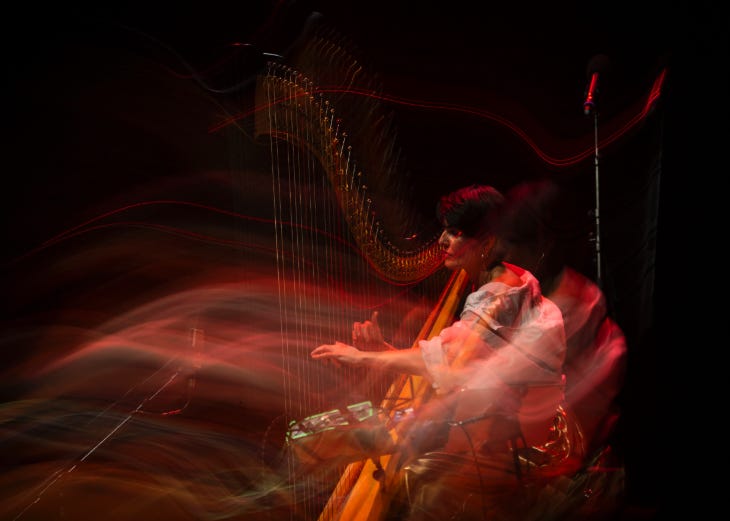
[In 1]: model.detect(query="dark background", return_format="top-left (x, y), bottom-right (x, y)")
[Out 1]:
top-left (2, 1), bottom-right (725, 519)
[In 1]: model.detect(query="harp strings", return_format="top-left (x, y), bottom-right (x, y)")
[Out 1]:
top-left (262, 52), bottom-right (448, 518)
top-left (266, 66), bottom-right (357, 519)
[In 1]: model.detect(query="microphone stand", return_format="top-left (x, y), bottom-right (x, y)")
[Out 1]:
top-left (591, 111), bottom-right (602, 289)
top-left (583, 55), bottom-right (607, 289)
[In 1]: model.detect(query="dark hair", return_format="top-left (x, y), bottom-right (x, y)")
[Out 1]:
top-left (498, 180), bottom-right (559, 244)
top-left (436, 185), bottom-right (505, 239)
top-left (498, 179), bottom-right (567, 286)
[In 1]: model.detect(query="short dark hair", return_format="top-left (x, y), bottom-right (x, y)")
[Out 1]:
top-left (436, 185), bottom-right (505, 239)
top-left (498, 180), bottom-right (559, 244)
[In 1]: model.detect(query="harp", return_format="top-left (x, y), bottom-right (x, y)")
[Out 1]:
top-left (247, 26), bottom-right (470, 520)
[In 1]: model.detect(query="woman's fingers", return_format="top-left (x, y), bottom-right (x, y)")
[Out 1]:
top-left (353, 311), bottom-right (382, 344)
top-left (311, 344), bottom-right (334, 358)
top-left (312, 342), bottom-right (359, 368)
top-left (370, 310), bottom-right (379, 326)
top-left (311, 342), bottom-right (348, 357)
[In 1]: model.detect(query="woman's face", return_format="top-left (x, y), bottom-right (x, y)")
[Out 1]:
top-left (438, 227), bottom-right (482, 273)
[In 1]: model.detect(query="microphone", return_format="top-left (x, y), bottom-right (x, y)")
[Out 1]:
top-left (583, 54), bottom-right (610, 116)
top-left (583, 72), bottom-right (599, 115)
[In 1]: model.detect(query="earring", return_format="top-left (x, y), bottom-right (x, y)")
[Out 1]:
top-left (536, 252), bottom-right (545, 270)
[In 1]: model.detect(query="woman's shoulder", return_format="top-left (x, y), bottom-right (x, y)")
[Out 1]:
top-left (501, 262), bottom-right (539, 285)
top-left (464, 274), bottom-right (530, 320)
top-left (474, 262), bottom-right (539, 298)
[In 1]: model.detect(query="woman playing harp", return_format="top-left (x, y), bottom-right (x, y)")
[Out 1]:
top-left (311, 184), bottom-right (580, 521)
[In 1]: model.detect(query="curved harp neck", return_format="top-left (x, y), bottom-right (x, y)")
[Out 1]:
top-left (256, 62), bottom-right (443, 283)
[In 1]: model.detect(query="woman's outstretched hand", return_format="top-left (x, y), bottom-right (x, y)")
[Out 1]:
top-left (311, 341), bottom-right (363, 366)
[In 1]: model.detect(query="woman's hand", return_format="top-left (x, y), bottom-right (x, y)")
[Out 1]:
top-left (312, 339), bottom-right (425, 375)
top-left (353, 311), bottom-right (391, 350)
top-left (311, 341), bottom-right (364, 366)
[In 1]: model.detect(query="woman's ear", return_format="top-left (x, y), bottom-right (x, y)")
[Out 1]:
top-left (484, 235), bottom-right (509, 269)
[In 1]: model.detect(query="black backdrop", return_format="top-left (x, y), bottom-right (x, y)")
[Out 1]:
top-left (2, 1), bottom-right (725, 519)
